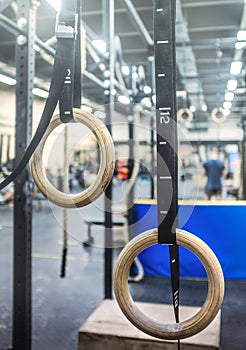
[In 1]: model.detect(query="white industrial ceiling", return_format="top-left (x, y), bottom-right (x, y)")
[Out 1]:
top-left (0, 0), bottom-right (245, 135)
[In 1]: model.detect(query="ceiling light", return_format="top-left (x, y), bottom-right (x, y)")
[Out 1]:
top-left (227, 79), bottom-right (238, 91)
top-left (152, 94), bottom-right (156, 105)
top-left (81, 105), bottom-right (93, 113)
top-left (237, 30), bottom-right (246, 41)
top-left (223, 101), bottom-right (232, 110)
top-left (111, 88), bottom-right (117, 95)
top-left (0, 74), bottom-right (16, 86)
top-left (202, 104), bottom-right (208, 112)
top-left (225, 92), bottom-right (234, 101)
top-left (230, 61), bottom-right (242, 75)
top-left (121, 65), bottom-right (130, 75)
top-left (118, 95), bottom-right (131, 105)
top-left (143, 86), bottom-right (152, 94)
top-left (94, 111), bottom-right (106, 119)
top-left (132, 72), bottom-right (138, 80)
top-left (33, 88), bottom-right (49, 99)
top-left (33, 44), bottom-right (41, 52)
top-left (235, 41), bottom-right (246, 50)
top-left (224, 109), bottom-right (231, 117)
top-left (46, 0), bottom-right (61, 11)
top-left (176, 90), bottom-right (187, 98)
top-left (92, 40), bottom-right (106, 54)
top-left (141, 97), bottom-right (152, 108)
top-left (190, 105), bottom-right (196, 112)
top-left (236, 87), bottom-right (246, 94)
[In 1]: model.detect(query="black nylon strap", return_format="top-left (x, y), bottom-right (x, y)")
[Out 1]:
top-left (153, 1), bottom-right (180, 347)
top-left (59, 48), bottom-right (76, 123)
top-left (73, 0), bottom-right (82, 108)
top-left (0, 38), bottom-right (74, 191)
top-left (59, 0), bottom-right (78, 27)
top-left (58, 0), bottom-right (80, 123)
top-left (154, 0), bottom-right (178, 244)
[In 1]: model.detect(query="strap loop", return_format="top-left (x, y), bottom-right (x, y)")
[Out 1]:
top-left (58, 0), bottom-right (81, 123)
top-left (55, 13), bottom-right (78, 39)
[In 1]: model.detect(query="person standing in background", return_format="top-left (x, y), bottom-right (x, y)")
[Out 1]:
top-left (202, 148), bottom-right (226, 200)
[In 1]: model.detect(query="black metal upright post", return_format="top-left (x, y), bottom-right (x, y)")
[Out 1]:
top-left (103, 0), bottom-right (115, 300)
top-left (0, 135), bottom-right (3, 164)
top-left (127, 112), bottom-right (134, 239)
top-left (7, 135), bottom-right (11, 163)
top-left (13, 1), bottom-right (36, 349)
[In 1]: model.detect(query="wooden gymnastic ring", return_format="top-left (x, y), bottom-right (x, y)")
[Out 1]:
top-left (113, 228), bottom-right (224, 340)
top-left (211, 107), bottom-right (227, 124)
top-left (177, 108), bottom-right (193, 123)
top-left (30, 108), bottom-right (115, 208)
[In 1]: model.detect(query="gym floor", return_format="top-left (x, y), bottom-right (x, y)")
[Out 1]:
top-left (0, 182), bottom-right (245, 350)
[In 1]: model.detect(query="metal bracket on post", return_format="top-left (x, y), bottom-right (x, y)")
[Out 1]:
top-left (13, 1), bottom-right (36, 349)
top-left (103, 0), bottom-right (115, 300)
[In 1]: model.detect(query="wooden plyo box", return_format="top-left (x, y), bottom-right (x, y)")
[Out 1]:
top-left (78, 300), bottom-right (221, 350)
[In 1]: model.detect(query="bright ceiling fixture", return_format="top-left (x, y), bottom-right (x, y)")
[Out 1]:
top-left (121, 65), bottom-right (130, 76)
top-left (92, 40), bottom-right (107, 54)
top-left (152, 94), bottom-right (156, 105)
top-left (223, 101), bottom-right (232, 110)
top-left (132, 71), bottom-right (138, 80)
top-left (202, 104), bottom-right (208, 112)
top-left (225, 92), bottom-right (234, 101)
top-left (230, 61), bottom-right (242, 75)
top-left (141, 97), bottom-right (152, 108)
top-left (190, 105), bottom-right (196, 112)
top-left (81, 105), bottom-right (93, 113)
top-left (33, 44), bottom-right (41, 52)
top-left (46, 0), bottom-right (61, 11)
top-left (33, 88), bottom-right (49, 99)
top-left (235, 41), bottom-right (246, 50)
top-left (224, 109), bottom-right (231, 117)
top-left (227, 79), bottom-right (238, 91)
top-left (237, 30), bottom-right (246, 41)
top-left (143, 86), bottom-right (152, 94)
top-left (118, 95), bottom-right (131, 105)
top-left (0, 73), bottom-right (16, 86)
top-left (176, 90), bottom-right (187, 98)
top-left (94, 110), bottom-right (106, 119)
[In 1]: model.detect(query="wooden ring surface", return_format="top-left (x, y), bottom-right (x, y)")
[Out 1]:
top-left (30, 108), bottom-right (115, 208)
top-left (113, 228), bottom-right (224, 340)
top-left (177, 108), bottom-right (193, 123)
top-left (211, 107), bottom-right (227, 124)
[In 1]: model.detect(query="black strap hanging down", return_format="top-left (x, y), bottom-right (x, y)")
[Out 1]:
top-left (0, 1), bottom-right (81, 190)
top-left (153, 0), bottom-right (180, 347)
top-left (57, 0), bottom-right (80, 122)
top-left (73, 0), bottom-right (82, 108)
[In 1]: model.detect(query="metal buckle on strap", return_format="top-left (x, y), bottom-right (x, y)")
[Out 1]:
top-left (55, 13), bottom-right (78, 39)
